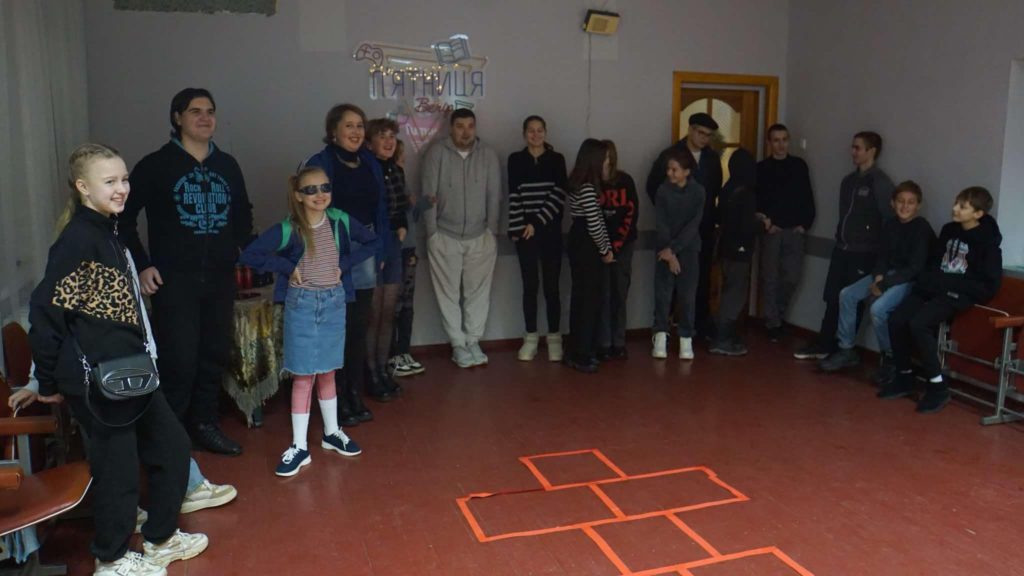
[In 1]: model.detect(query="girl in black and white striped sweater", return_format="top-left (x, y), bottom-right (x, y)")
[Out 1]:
top-left (565, 138), bottom-right (614, 373)
top-left (507, 115), bottom-right (568, 362)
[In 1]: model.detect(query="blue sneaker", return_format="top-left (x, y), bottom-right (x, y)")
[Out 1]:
top-left (275, 445), bottom-right (311, 477)
top-left (322, 430), bottom-right (362, 457)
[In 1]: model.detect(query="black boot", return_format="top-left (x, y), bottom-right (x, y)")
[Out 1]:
top-left (192, 422), bottom-right (242, 456)
top-left (339, 391), bottom-right (361, 427)
top-left (365, 364), bottom-right (394, 403)
top-left (378, 367), bottom-right (402, 395)
top-left (345, 377), bottom-right (374, 422)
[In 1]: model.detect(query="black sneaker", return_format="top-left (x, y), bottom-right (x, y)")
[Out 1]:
top-left (877, 372), bottom-right (914, 399)
top-left (916, 384), bottom-right (951, 414)
top-left (818, 348), bottom-right (860, 372)
top-left (793, 342), bottom-right (832, 360)
top-left (766, 326), bottom-right (784, 343)
top-left (595, 347), bottom-right (612, 361)
top-left (606, 346), bottom-right (628, 360)
top-left (564, 356), bottom-right (598, 373)
top-left (709, 340), bottom-right (748, 356)
top-left (871, 356), bottom-right (897, 386)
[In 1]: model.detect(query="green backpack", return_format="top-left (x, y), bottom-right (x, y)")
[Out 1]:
top-left (278, 208), bottom-right (350, 252)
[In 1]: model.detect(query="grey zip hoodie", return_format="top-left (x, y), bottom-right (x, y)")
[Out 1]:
top-left (421, 137), bottom-right (502, 240)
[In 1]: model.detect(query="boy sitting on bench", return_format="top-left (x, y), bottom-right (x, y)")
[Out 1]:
top-left (881, 186), bottom-right (1003, 413)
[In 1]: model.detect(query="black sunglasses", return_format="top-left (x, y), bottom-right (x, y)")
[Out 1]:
top-left (298, 183), bottom-right (332, 196)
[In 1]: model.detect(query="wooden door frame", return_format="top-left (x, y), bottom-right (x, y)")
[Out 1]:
top-left (671, 71), bottom-right (779, 146)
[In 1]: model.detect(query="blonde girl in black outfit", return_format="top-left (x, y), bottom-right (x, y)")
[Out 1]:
top-left (28, 144), bottom-right (207, 576)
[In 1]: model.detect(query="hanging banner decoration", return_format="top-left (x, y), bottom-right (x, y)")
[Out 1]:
top-left (354, 35), bottom-right (488, 152)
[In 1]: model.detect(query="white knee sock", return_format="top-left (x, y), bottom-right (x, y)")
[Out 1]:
top-left (291, 413), bottom-right (310, 450)
top-left (319, 398), bottom-right (339, 436)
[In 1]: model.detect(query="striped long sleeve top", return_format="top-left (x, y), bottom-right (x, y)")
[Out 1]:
top-left (570, 182), bottom-right (612, 256)
top-left (507, 147), bottom-right (567, 237)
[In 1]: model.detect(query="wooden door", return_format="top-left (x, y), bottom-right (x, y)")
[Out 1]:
top-left (679, 88), bottom-right (760, 181)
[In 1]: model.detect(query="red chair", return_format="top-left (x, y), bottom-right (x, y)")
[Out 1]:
top-left (2, 322), bottom-right (33, 388)
top-left (939, 276), bottom-right (1024, 425)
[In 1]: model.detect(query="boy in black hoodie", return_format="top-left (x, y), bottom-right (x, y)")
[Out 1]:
top-left (710, 148), bottom-right (763, 356)
top-left (881, 187), bottom-right (1003, 413)
top-left (122, 88), bottom-right (253, 455)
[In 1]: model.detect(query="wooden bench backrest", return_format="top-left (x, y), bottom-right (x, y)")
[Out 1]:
top-left (947, 276), bottom-right (1024, 385)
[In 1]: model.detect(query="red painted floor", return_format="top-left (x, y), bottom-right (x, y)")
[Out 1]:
top-left (38, 332), bottom-right (1024, 575)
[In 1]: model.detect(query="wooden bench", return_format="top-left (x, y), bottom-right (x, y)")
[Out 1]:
top-left (938, 275), bottom-right (1024, 425)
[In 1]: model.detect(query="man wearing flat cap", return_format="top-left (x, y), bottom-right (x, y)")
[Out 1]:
top-left (646, 112), bottom-right (724, 339)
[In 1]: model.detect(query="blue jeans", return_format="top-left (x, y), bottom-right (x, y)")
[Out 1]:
top-left (187, 457), bottom-right (204, 493)
top-left (837, 274), bottom-right (912, 353)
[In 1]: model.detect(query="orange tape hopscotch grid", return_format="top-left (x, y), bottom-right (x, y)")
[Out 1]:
top-left (456, 449), bottom-right (815, 576)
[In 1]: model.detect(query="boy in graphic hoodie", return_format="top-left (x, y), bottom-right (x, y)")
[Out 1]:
top-left (881, 187), bottom-right (1002, 413)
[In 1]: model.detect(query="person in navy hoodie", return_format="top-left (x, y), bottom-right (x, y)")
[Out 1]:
top-left (303, 103), bottom-right (390, 426)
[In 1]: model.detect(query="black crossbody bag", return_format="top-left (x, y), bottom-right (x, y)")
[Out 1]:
top-left (69, 241), bottom-right (160, 426)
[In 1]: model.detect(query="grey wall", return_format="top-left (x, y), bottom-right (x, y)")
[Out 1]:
top-left (783, 0), bottom-right (1024, 337)
top-left (85, 0), bottom-right (789, 345)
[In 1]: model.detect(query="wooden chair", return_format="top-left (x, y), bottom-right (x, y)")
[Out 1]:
top-left (939, 276), bottom-right (1024, 425)
top-left (0, 410), bottom-right (91, 574)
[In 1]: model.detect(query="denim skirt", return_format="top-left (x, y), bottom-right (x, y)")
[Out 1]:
top-left (283, 285), bottom-right (347, 376)
top-left (350, 247), bottom-right (378, 290)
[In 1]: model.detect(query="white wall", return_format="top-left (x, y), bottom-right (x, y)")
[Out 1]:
top-left (84, 0), bottom-right (789, 345)
top-left (784, 0), bottom-right (1024, 336)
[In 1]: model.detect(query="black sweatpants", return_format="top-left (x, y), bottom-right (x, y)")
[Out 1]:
top-left (568, 221), bottom-right (606, 363)
top-left (695, 225), bottom-right (715, 337)
top-left (716, 257), bottom-right (751, 342)
top-left (68, 391), bottom-right (190, 562)
top-left (817, 247), bottom-right (876, 350)
top-left (515, 225), bottom-right (563, 334)
top-left (889, 292), bottom-right (965, 379)
top-left (598, 242), bottom-right (634, 349)
top-left (151, 269), bottom-right (235, 427)
top-left (345, 288), bottom-right (374, 393)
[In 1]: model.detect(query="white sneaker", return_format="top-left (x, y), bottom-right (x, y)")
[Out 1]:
top-left (142, 529), bottom-right (209, 567)
top-left (452, 345), bottom-right (474, 368)
top-left (679, 337), bottom-right (694, 360)
top-left (180, 479), bottom-right (238, 514)
top-left (517, 333), bottom-right (539, 361)
top-left (468, 342), bottom-right (489, 366)
top-left (134, 506), bottom-right (148, 534)
top-left (546, 333), bottom-right (564, 362)
top-left (95, 551), bottom-right (167, 576)
top-left (652, 332), bottom-right (668, 359)
top-left (402, 353), bottom-right (424, 373)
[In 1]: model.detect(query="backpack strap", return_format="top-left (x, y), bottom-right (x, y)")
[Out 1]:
top-left (278, 218), bottom-right (293, 251)
top-left (327, 208), bottom-right (351, 250)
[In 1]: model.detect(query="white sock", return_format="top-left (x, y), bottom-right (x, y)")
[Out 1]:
top-left (929, 375), bottom-right (943, 383)
top-left (319, 397), bottom-right (339, 436)
top-left (291, 413), bottom-right (310, 450)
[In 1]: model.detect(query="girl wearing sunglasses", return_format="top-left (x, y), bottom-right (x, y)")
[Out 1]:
top-left (240, 166), bottom-right (376, 476)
